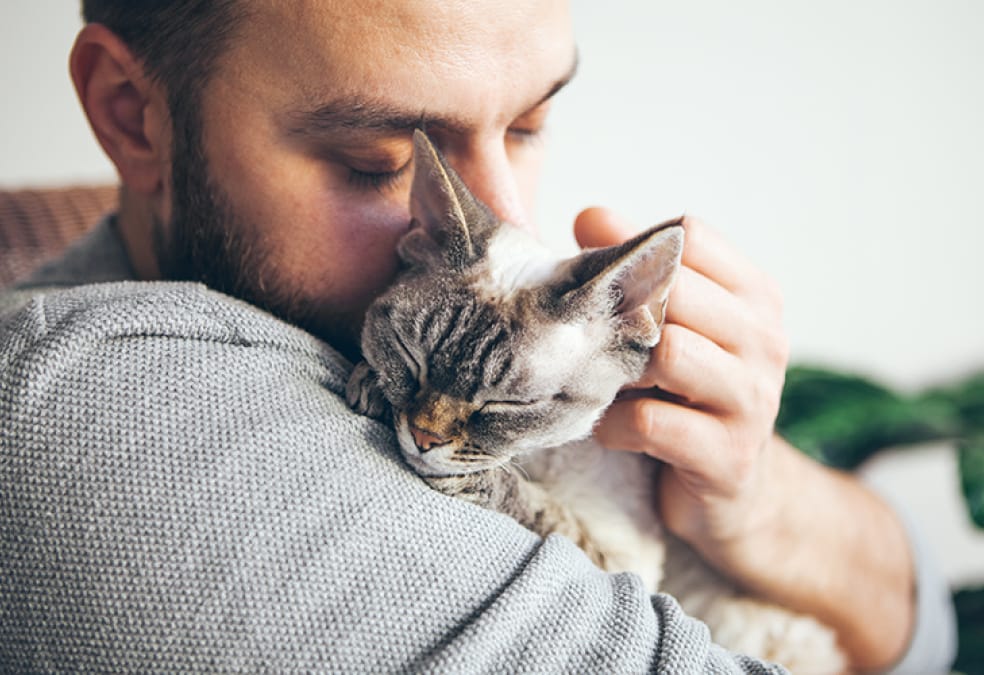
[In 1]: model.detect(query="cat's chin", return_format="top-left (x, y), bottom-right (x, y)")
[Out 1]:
top-left (398, 445), bottom-right (454, 477)
top-left (398, 444), bottom-right (501, 477)
top-left (400, 451), bottom-right (495, 478)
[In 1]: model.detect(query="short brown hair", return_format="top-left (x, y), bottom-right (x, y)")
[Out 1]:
top-left (81, 1), bottom-right (245, 119)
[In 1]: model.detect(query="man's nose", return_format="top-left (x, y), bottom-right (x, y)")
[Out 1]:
top-left (447, 141), bottom-right (530, 231)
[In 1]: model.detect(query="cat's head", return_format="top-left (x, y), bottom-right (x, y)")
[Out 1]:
top-left (360, 130), bottom-right (684, 477)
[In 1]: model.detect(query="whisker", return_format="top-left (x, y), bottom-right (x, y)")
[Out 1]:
top-left (509, 457), bottom-right (531, 482)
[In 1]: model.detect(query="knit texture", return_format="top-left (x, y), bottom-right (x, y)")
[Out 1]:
top-left (0, 221), bottom-right (787, 672)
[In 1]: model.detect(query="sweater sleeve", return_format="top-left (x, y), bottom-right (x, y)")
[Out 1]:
top-left (881, 498), bottom-right (958, 675)
top-left (0, 282), bottom-right (785, 673)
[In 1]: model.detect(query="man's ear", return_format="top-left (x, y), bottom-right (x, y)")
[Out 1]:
top-left (70, 23), bottom-right (170, 195)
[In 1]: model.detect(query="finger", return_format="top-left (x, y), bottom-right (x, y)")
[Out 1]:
top-left (573, 206), bottom-right (637, 249)
top-left (680, 216), bottom-right (780, 311)
top-left (664, 265), bottom-right (753, 355)
top-left (631, 323), bottom-right (752, 414)
top-left (576, 211), bottom-right (783, 321)
top-left (595, 396), bottom-right (730, 482)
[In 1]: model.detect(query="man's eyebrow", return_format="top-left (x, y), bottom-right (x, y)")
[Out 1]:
top-left (287, 50), bottom-right (579, 138)
top-left (287, 101), bottom-right (432, 136)
top-left (534, 49), bottom-right (579, 110)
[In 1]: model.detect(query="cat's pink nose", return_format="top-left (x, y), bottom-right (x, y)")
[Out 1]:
top-left (410, 425), bottom-right (448, 452)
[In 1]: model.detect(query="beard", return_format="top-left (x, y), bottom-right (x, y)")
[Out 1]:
top-left (153, 106), bottom-right (361, 358)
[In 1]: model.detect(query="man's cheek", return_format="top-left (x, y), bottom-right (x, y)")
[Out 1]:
top-left (290, 198), bottom-right (412, 313)
top-left (334, 197), bottom-right (412, 252)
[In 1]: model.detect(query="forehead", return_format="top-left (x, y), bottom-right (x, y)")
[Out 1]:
top-left (223, 0), bottom-right (575, 126)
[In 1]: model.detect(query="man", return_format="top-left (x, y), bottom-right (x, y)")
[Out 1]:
top-left (0, 1), bottom-right (954, 671)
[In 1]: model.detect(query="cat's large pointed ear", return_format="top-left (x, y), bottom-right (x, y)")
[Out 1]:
top-left (545, 219), bottom-right (685, 347)
top-left (398, 129), bottom-right (494, 272)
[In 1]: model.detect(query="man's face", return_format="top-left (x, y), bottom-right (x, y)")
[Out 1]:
top-left (159, 0), bottom-right (576, 357)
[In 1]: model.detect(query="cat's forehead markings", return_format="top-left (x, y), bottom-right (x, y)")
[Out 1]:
top-left (479, 225), bottom-right (560, 297)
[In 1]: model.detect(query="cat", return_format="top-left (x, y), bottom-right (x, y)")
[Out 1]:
top-left (346, 129), bottom-right (846, 674)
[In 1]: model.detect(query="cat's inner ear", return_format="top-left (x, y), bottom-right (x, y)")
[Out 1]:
top-left (552, 219), bottom-right (685, 347)
top-left (400, 129), bottom-right (492, 271)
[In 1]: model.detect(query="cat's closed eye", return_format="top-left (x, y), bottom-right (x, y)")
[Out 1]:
top-left (390, 328), bottom-right (423, 379)
top-left (479, 399), bottom-right (539, 414)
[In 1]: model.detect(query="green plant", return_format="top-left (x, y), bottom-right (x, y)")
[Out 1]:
top-left (777, 365), bottom-right (984, 671)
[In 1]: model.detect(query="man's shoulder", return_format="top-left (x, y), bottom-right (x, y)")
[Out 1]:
top-left (1, 216), bottom-right (348, 391)
top-left (0, 280), bottom-right (359, 445)
top-left (2, 280), bottom-right (341, 369)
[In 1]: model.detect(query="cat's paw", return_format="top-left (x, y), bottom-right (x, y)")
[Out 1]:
top-left (702, 598), bottom-right (846, 675)
top-left (346, 361), bottom-right (391, 422)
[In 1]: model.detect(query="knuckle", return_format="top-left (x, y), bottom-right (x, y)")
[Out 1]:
top-left (733, 383), bottom-right (760, 419)
top-left (637, 350), bottom-right (661, 388)
top-left (761, 367), bottom-right (785, 409)
top-left (764, 274), bottom-right (783, 306)
top-left (744, 270), bottom-right (784, 316)
top-left (731, 375), bottom-right (781, 434)
top-left (738, 385), bottom-right (766, 422)
top-left (655, 325), bottom-right (685, 373)
top-left (679, 214), bottom-right (704, 248)
top-left (751, 319), bottom-right (789, 368)
top-left (669, 265), bottom-right (691, 300)
top-left (759, 378), bottom-right (783, 419)
top-left (766, 328), bottom-right (791, 367)
top-left (680, 213), bottom-right (704, 231)
top-left (775, 331), bottom-right (791, 365)
top-left (733, 311), bottom-right (757, 356)
top-left (630, 400), bottom-right (659, 442)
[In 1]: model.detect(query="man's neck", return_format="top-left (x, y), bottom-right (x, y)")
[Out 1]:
top-left (116, 191), bottom-right (163, 281)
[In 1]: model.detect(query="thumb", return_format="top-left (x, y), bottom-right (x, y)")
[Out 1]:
top-left (573, 206), bottom-right (638, 250)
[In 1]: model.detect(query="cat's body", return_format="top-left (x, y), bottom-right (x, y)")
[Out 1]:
top-left (518, 439), bottom-right (667, 591)
top-left (347, 130), bottom-right (845, 673)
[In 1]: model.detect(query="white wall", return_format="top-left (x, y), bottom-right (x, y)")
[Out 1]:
top-left (540, 0), bottom-right (984, 391)
top-left (1, 3), bottom-right (982, 585)
top-left (0, 3), bottom-right (115, 187)
top-left (536, 1), bottom-right (984, 586)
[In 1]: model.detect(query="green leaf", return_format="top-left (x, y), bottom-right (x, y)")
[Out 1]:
top-left (777, 366), bottom-right (959, 469)
top-left (959, 437), bottom-right (984, 529)
top-left (954, 585), bottom-right (984, 674)
top-left (925, 372), bottom-right (984, 434)
top-left (780, 365), bottom-right (984, 528)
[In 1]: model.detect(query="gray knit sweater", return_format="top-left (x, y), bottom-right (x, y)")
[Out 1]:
top-left (0, 221), bottom-right (954, 672)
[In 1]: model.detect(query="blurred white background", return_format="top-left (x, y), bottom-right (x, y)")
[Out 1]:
top-left (539, 1), bottom-right (984, 588)
top-left (1, 2), bottom-right (982, 585)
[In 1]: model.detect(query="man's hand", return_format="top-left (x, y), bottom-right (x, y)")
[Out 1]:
top-left (576, 207), bottom-right (787, 547)
top-left (574, 207), bottom-right (915, 671)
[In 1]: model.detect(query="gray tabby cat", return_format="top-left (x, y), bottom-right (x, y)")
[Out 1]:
top-left (347, 130), bottom-right (846, 673)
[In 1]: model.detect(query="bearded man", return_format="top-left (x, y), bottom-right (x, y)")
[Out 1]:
top-left (0, 2), bottom-right (954, 671)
